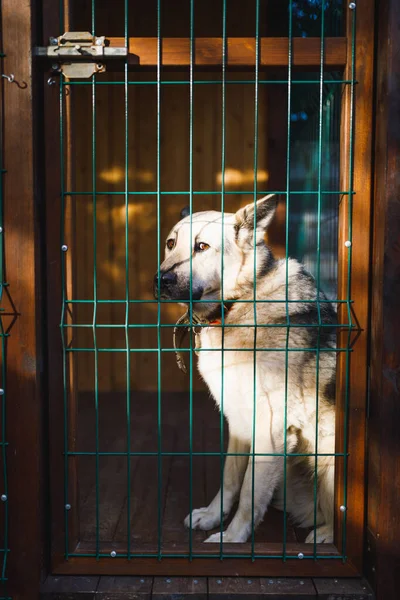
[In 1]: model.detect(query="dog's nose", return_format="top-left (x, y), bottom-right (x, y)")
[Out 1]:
top-left (154, 271), bottom-right (177, 288)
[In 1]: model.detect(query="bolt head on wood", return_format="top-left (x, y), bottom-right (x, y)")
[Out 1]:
top-left (1, 494), bottom-right (7, 502)
top-left (110, 550), bottom-right (117, 558)
top-left (349, 2), bottom-right (356, 8)
top-left (345, 240), bottom-right (352, 247)
top-left (340, 504), bottom-right (347, 512)
top-left (298, 552), bottom-right (304, 559)
top-left (65, 503), bottom-right (71, 510)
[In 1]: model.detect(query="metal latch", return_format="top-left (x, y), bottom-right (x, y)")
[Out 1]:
top-left (36, 32), bottom-right (129, 79)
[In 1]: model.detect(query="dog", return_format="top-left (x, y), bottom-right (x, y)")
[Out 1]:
top-left (154, 194), bottom-right (336, 544)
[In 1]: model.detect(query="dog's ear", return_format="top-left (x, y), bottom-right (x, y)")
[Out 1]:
top-left (235, 194), bottom-right (277, 235)
top-left (180, 206), bottom-right (191, 219)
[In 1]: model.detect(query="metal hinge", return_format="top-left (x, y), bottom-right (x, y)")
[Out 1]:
top-left (35, 32), bottom-right (129, 79)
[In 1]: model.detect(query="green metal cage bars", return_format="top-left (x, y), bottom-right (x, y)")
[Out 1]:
top-left (59, 0), bottom-right (355, 563)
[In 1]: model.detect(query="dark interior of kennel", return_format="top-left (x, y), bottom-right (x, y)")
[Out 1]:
top-left (57, 0), bottom-right (345, 557)
top-left (77, 392), bottom-right (315, 551)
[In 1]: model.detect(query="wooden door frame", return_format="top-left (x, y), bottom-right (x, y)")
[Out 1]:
top-left (43, 0), bottom-right (375, 578)
top-left (366, 0), bottom-right (400, 597)
top-left (44, 0), bottom-right (375, 579)
top-left (334, 0), bottom-right (375, 575)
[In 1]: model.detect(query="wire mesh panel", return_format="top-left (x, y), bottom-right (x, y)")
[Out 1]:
top-left (50, 0), bottom-right (360, 575)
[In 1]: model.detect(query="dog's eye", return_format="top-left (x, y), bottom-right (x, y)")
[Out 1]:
top-left (196, 242), bottom-right (210, 252)
top-left (166, 239), bottom-right (175, 250)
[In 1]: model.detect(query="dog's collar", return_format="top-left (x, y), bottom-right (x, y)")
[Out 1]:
top-left (173, 303), bottom-right (235, 373)
top-left (207, 302), bottom-right (235, 325)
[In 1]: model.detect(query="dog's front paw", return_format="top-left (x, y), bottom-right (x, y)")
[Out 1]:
top-left (184, 507), bottom-right (221, 531)
top-left (204, 531), bottom-right (246, 543)
top-left (204, 531), bottom-right (226, 543)
top-left (305, 525), bottom-right (333, 544)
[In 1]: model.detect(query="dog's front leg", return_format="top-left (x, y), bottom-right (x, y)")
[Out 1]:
top-left (205, 425), bottom-right (286, 543)
top-left (184, 435), bottom-right (249, 531)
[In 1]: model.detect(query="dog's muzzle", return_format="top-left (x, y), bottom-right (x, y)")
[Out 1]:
top-left (153, 270), bottom-right (177, 299)
top-left (153, 271), bottom-right (204, 301)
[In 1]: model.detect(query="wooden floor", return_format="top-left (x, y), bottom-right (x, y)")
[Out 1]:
top-left (74, 392), bottom-right (311, 554)
top-left (41, 575), bottom-right (375, 599)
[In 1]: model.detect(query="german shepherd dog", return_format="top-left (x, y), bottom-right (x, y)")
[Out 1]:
top-left (154, 195), bottom-right (336, 544)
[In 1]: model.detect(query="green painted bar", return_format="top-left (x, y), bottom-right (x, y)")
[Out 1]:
top-left (64, 79), bottom-right (352, 86)
top-left (188, 0), bottom-right (194, 561)
top-left (282, 0), bottom-right (294, 561)
top-left (89, 0), bottom-right (101, 561)
top-left (64, 347), bottom-right (350, 353)
top-left (59, 70), bottom-right (70, 559)
top-left (63, 298), bottom-right (352, 305)
top-left (250, 0), bottom-right (260, 561)
top-left (313, 0), bottom-right (326, 560)
top-left (123, 0), bottom-right (132, 559)
top-left (63, 189), bottom-right (352, 196)
top-left (219, 0), bottom-right (227, 560)
top-left (67, 451), bottom-right (346, 458)
top-left (342, 4), bottom-right (357, 560)
top-left (156, 0), bottom-right (163, 561)
top-left (61, 322), bottom-right (354, 330)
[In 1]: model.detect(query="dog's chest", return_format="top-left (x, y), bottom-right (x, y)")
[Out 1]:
top-left (197, 327), bottom-right (274, 410)
top-left (196, 326), bottom-right (313, 437)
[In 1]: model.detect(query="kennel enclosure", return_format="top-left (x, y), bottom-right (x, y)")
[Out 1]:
top-left (39, 0), bottom-right (372, 577)
top-left (4, 0), bottom-right (398, 597)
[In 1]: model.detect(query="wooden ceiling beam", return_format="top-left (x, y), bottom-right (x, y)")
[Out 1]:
top-left (109, 36), bottom-right (347, 68)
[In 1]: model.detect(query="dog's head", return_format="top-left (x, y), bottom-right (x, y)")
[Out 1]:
top-left (154, 194), bottom-right (277, 317)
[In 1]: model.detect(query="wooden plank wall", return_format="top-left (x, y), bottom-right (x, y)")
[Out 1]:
top-left (70, 73), bottom-right (270, 393)
top-left (66, 0), bottom-right (276, 394)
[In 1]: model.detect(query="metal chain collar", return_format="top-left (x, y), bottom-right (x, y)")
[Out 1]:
top-left (173, 310), bottom-right (208, 374)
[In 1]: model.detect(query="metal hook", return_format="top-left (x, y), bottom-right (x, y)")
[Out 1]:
top-left (1, 73), bottom-right (27, 89)
top-left (1, 73), bottom-right (15, 83)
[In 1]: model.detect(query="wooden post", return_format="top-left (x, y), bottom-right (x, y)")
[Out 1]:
top-left (335, 0), bottom-right (375, 572)
top-left (41, 0), bottom-right (82, 564)
top-left (368, 0), bottom-right (400, 596)
top-left (2, 1), bottom-right (44, 598)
